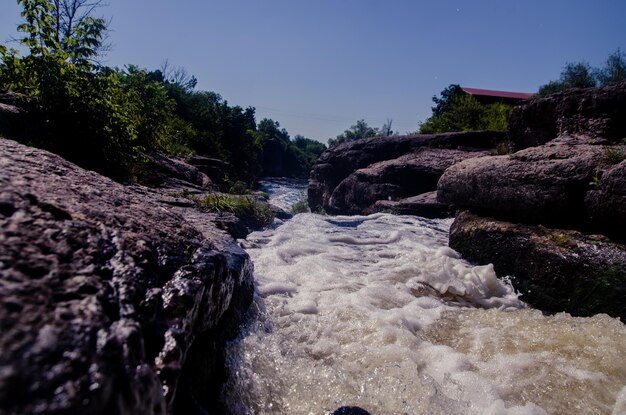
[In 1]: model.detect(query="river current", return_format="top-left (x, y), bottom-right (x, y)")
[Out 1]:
top-left (220, 179), bottom-right (626, 415)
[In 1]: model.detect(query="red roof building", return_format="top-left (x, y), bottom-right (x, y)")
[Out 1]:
top-left (461, 87), bottom-right (535, 105)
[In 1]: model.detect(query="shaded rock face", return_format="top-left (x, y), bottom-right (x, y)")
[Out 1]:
top-left (188, 156), bottom-right (234, 190)
top-left (144, 152), bottom-right (213, 190)
top-left (449, 212), bottom-right (626, 321)
top-left (438, 138), bottom-right (626, 242)
top-left (328, 148), bottom-right (489, 214)
top-left (0, 91), bottom-right (31, 142)
top-left (585, 159), bottom-right (626, 240)
top-left (508, 81), bottom-right (626, 150)
top-left (308, 131), bottom-right (504, 215)
top-left (0, 139), bottom-right (253, 414)
top-left (438, 140), bottom-right (606, 229)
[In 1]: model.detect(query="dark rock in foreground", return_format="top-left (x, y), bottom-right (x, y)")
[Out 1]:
top-left (450, 211), bottom-right (626, 321)
top-left (308, 131), bottom-right (505, 215)
top-left (0, 139), bottom-right (254, 414)
top-left (508, 81), bottom-right (626, 150)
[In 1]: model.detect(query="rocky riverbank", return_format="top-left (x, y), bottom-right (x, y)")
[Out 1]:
top-left (0, 137), bottom-right (277, 414)
top-left (309, 82), bottom-right (626, 321)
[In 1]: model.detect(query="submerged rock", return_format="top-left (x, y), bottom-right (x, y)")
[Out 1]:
top-left (449, 211), bottom-right (626, 321)
top-left (0, 139), bottom-right (254, 414)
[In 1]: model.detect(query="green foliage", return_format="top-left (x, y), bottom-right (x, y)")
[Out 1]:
top-left (328, 119), bottom-right (380, 147)
top-left (603, 146), bottom-right (626, 165)
top-left (228, 180), bottom-right (252, 195)
top-left (1, 1), bottom-right (318, 183)
top-left (538, 50), bottom-right (626, 95)
top-left (419, 94), bottom-right (512, 134)
top-left (15, 0), bottom-right (107, 65)
top-left (431, 84), bottom-right (463, 117)
top-left (290, 192), bottom-right (309, 214)
top-left (255, 119), bottom-right (326, 178)
top-left (538, 62), bottom-right (596, 95)
top-left (596, 48), bottom-right (626, 86)
top-left (194, 194), bottom-right (274, 227)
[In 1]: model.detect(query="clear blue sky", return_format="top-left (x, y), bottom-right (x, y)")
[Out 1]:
top-left (1, 1), bottom-right (625, 143)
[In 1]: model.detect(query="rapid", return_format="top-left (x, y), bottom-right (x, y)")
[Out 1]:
top-left (220, 179), bottom-right (626, 415)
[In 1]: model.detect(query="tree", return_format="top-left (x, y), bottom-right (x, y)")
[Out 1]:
top-left (14, 0), bottom-right (107, 64)
top-left (538, 50), bottom-right (626, 95)
top-left (431, 84), bottom-right (463, 117)
top-left (328, 119), bottom-right (379, 147)
top-left (158, 60), bottom-right (197, 92)
top-left (380, 118), bottom-right (394, 137)
top-left (419, 87), bottom-right (513, 134)
top-left (538, 61), bottom-right (597, 96)
top-left (256, 118), bottom-right (290, 142)
top-left (596, 48), bottom-right (626, 86)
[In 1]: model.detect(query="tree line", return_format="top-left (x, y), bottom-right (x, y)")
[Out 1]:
top-left (0, 0), bottom-right (326, 185)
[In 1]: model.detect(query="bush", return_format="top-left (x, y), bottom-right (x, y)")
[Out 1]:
top-left (194, 194), bottom-right (274, 227)
top-left (419, 94), bottom-right (512, 134)
top-left (290, 193), bottom-right (309, 214)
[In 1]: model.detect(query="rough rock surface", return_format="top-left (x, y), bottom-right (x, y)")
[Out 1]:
top-left (144, 152), bottom-right (213, 190)
top-left (188, 156), bottom-right (234, 190)
top-left (0, 91), bottom-right (30, 142)
top-left (508, 81), bottom-right (626, 150)
top-left (0, 139), bottom-right (254, 414)
top-left (308, 131), bottom-right (504, 214)
top-left (326, 148), bottom-right (490, 214)
top-left (585, 158), bottom-right (626, 241)
top-left (449, 211), bottom-right (626, 321)
top-left (369, 191), bottom-right (452, 218)
top-left (437, 139), bottom-right (608, 229)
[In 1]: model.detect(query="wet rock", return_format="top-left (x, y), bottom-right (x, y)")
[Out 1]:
top-left (437, 140), bottom-right (606, 229)
top-left (508, 81), bottom-right (626, 150)
top-left (308, 131), bottom-right (504, 213)
top-left (0, 139), bottom-right (254, 414)
top-left (332, 406), bottom-right (372, 415)
top-left (370, 191), bottom-right (453, 218)
top-left (449, 211), bottom-right (626, 321)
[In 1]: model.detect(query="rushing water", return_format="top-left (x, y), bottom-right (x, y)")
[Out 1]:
top-left (221, 180), bottom-right (626, 415)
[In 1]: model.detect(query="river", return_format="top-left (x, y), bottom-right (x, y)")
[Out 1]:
top-left (220, 178), bottom-right (626, 415)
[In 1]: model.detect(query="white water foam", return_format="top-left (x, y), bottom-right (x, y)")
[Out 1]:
top-left (222, 213), bottom-right (626, 415)
top-left (258, 178), bottom-right (308, 212)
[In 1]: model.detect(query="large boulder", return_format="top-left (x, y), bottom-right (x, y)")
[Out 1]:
top-left (327, 148), bottom-right (489, 214)
top-left (0, 91), bottom-right (31, 142)
top-left (508, 81), bottom-right (626, 150)
top-left (0, 139), bottom-right (254, 414)
top-left (449, 211), bottom-right (626, 321)
top-left (437, 139), bottom-right (608, 229)
top-left (308, 131), bottom-right (505, 213)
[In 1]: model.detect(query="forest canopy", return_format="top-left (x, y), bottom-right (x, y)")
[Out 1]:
top-left (0, 0), bottom-right (325, 184)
